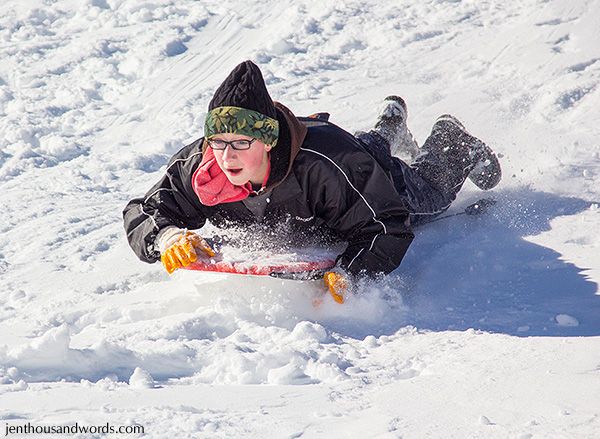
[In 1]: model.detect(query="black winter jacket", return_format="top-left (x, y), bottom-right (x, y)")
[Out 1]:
top-left (123, 103), bottom-right (414, 277)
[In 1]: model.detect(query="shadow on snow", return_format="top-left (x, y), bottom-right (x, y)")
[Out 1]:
top-left (390, 188), bottom-right (599, 338)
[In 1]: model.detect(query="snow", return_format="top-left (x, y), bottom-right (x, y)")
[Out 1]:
top-left (128, 367), bottom-right (155, 389)
top-left (1, 0), bottom-right (600, 437)
top-left (555, 314), bottom-right (579, 327)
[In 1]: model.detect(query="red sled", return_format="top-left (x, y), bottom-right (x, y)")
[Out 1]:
top-left (182, 258), bottom-right (336, 280)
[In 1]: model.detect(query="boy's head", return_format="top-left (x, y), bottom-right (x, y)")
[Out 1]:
top-left (204, 60), bottom-right (279, 186)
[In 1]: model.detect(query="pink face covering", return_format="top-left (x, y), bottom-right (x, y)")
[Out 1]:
top-left (191, 147), bottom-right (270, 206)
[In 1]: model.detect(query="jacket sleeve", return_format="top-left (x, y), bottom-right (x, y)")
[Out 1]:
top-left (307, 147), bottom-right (414, 277)
top-left (122, 144), bottom-right (206, 263)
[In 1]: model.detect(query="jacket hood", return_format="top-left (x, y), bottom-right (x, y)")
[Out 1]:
top-left (266, 101), bottom-right (307, 188)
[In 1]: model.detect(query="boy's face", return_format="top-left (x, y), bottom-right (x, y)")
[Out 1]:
top-left (210, 133), bottom-right (272, 186)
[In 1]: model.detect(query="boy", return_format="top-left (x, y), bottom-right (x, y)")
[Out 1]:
top-left (123, 60), bottom-right (500, 302)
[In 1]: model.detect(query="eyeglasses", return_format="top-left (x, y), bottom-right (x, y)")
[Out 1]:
top-left (207, 138), bottom-right (257, 150)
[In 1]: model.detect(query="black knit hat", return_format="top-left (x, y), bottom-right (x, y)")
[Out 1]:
top-left (208, 60), bottom-right (277, 119)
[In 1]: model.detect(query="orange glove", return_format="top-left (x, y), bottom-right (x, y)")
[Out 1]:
top-left (160, 231), bottom-right (215, 274)
top-left (323, 271), bottom-right (349, 304)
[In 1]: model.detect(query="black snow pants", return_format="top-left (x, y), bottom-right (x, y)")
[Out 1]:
top-left (356, 126), bottom-right (473, 226)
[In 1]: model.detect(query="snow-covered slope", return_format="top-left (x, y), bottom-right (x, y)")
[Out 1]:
top-left (1, 0), bottom-right (599, 437)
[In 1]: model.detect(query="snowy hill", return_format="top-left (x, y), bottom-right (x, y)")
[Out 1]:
top-left (1, 0), bottom-right (599, 437)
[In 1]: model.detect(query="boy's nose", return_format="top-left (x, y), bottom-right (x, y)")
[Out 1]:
top-left (222, 145), bottom-right (238, 160)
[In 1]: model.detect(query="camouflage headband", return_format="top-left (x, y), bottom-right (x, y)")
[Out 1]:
top-left (204, 106), bottom-right (279, 148)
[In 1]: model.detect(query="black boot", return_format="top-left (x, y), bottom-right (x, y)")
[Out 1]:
top-left (433, 115), bottom-right (501, 190)
top-left (371, 96), bottom-right (420, 161)
top-left (413, 115), bottom-right (502, 195)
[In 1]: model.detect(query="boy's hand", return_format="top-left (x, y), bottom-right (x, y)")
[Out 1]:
top-left (160, 231), bottom-right (215, 274)
top-left (323, 271), bottom-right (348, 304)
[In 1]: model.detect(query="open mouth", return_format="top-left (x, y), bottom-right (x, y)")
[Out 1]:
top-left (226, 168), bottom-right (243, 176)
